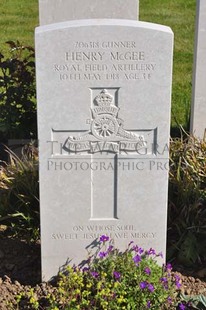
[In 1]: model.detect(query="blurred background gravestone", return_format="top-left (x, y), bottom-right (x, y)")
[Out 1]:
top-left (39, 0), bottom-right (139, 25)
top-left (190, 0), bottom-right (206, 139)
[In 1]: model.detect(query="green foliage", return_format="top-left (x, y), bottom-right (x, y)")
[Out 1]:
top-left (0, 144), bottom-right (39, 240)
top-left (168, 134), bottom-right (206, 266)
top-left (0, 41), bottom-right (37, 139)
top-left (17, 239), bottom-right (181, 309)
top-left (180, 294), bottom-right (206, 310)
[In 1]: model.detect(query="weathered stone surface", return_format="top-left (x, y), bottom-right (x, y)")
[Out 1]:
top-left (190, 0), bottom-right (206, 139)
top-left (35, 19), bottom-right (173, 280)
top-left (39, 0), bottom-right (139, 25)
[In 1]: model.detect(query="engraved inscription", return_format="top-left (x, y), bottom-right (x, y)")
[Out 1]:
top-left (74, 41), bottom-right (136, 49)
top-left (53, 40), bottom-right (156, 81)
top-left (110, 51), bottom-right (145, 61)
top-left (51, 224), bottom-right (157, 240)
top-left (65, 51), bottom-right (105, 61)
top-left (65, 51), bottom-right (145, 61)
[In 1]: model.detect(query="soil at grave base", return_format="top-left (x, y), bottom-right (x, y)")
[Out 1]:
top-left (0, 234), bottom-right (206, 310)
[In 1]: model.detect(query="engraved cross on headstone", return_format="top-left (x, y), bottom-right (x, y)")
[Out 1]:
top-left (54, 88), bottom-right (148, 220)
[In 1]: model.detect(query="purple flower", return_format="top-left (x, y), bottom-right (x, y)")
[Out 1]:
top-left (166, 263), bottom-right (172, 271)
top-left (138, 247), bottom-right (144, 254)
top-left (132, 245), bottom-right (144, 254)
top-left (99, 251), bottom-right (107, 258)
top-left (140, 281), bottom-right (147, 290)
top-left (144, 267), bottom-right (151, 275)
top-left (113, 271), bottom-right (121, 280)
top-left (82, 267), bottom-right (89, 272)
top-left (147, 283), bottom-right (155, 292)
top-left (157, 252), bottom-right (163, 258)
top-left (160, 277), bottom-right (168, 290)
top-left (167, 297), bottom-right (172, 304)
top-left (107, 245), bottom-right (113, 253)
top-left (176, 281), bottom-right (181, 289)
top-left (100, 235), bottom-right (109, 242)
top-left (147, 248), bottom-right (156, 255)
top-left (133, 254), bottom-right (142, 265)
top-left (175, 274), bottom-right (181, 289)
top-left (147, 301), bottom-right (151, 308)
top-left (178, 303), bottom-right (186, 310)
top-left (132, 245), bottom-right (139, 252)
top-left (174, 274), bottom-right (180, 281)
top-left (91, 271), bottom-right (99, 278)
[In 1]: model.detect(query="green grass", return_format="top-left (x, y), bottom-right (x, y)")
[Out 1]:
top-left (0, 0), bottom-right (38, 52)
top-left (0, 0), bottom-right (196, 131)
top-left (140, 0), bottom-right (196, 131)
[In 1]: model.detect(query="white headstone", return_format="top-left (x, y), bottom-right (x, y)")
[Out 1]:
top-left (39, 0), bottom-right (139, 25)
top-left (35, 19), bottom-right (173, 281)
top-left (190, 0), bottom-right (206, 139)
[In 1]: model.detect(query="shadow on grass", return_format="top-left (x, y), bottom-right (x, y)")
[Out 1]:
top-left (170, 125), bottom-right (190, 138)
